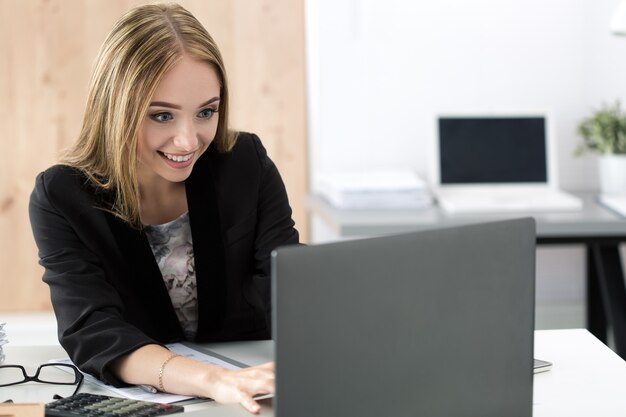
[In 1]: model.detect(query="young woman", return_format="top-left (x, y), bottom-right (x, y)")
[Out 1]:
top-left (28, 3), bottom-right (298, 414)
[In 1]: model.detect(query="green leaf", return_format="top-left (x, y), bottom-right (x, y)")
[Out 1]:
top-left (575, 100), bottom-right (626, 156)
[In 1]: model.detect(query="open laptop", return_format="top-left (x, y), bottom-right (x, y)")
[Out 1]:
top-left (272, 218), bottom-right (536, 417)
top-left (434, 114), bottom-right (582, 214)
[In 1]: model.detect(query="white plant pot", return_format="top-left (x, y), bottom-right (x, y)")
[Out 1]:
top-left (599, 154), bottom-right (626, 195)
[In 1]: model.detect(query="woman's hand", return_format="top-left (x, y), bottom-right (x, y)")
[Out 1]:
top-left (112, 345), bottom-right (274, 414)
top-left (205, 362), bottom-right (275, 414)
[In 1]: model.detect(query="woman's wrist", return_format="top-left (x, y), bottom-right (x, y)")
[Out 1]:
top-left (194, 362), bottom-right (226, 398)
top-left (157, 353), bottom-right (181, 392)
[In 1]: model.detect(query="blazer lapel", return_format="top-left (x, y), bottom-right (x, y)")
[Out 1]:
top-left (186, 150), bottom-right (227, 338)
top-left (105, 212), bottom-right (183, 338)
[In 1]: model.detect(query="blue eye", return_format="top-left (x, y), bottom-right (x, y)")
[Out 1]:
top-left (198, 108), bottom-right (218, 119)
top-left (150, 112), bottom-right (173, 123)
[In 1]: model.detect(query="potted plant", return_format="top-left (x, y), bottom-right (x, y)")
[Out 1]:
top-left (576, 101), bottom-right (626, 195)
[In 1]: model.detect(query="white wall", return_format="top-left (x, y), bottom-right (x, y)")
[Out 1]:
top-left (584, 1), bottom-right (626, 127)
top-left (307, 0), bottom-right (626, 188)
top-left (306, 0), bottom-right (626, 328)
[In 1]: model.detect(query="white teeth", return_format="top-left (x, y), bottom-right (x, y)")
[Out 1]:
top-left (163, 152), bottom-right (193, 162)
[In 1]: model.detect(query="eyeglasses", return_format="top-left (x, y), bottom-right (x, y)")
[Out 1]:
top-left (0, 363), bottom-right (83, 397)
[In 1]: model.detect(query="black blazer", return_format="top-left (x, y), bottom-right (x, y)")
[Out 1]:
top-left (29, 133), bottom-right (299, 385)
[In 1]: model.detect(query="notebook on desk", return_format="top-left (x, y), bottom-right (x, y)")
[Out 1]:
top-left (434, 114), bottom-right (582, 214)
top-left (273, 218), bottom-right (536, 417)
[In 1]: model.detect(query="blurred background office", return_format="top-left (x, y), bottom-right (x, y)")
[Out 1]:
top-left (2, 0), bottom-right (626, 341)
top-left (306, 0), bottom-right (626, 332)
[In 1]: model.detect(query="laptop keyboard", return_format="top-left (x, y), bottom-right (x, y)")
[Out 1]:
top-left (437, 188), bottom-right (583, 213)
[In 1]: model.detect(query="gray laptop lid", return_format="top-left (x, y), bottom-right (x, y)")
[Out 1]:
top-left (272, 218), bottom-right (535, 417)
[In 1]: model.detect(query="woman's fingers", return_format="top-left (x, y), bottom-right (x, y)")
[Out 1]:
top-left (232, 371), bottom-right (269, 415)
top-left (235, 365), bottom-right (274, 395)
top-left (245, 372), bottom-right (274, 395)
top-left (206, 362), bottom-right (275, 414)
top-left (240, 395), bottom-right (261, 414)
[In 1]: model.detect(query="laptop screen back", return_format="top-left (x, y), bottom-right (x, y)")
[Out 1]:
top-left (438, 116), bottom-right (547, 184)
top-left (273, 219), bottom-right (536, 417)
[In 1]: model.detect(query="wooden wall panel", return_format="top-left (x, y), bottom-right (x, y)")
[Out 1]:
top-left (0, 0), bottom-right (307, 311)
top-left (228, 0), bottom-right (308, 237)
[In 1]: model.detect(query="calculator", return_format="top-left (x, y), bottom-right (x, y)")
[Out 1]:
top-left (45, 393), bottom-right (184, 417)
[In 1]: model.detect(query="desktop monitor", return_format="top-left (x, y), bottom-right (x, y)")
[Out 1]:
top-left (437, 115), bottom-right (549, 185)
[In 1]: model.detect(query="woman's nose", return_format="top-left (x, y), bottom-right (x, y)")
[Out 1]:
top-left (173, 119), bottom-right (198, 151)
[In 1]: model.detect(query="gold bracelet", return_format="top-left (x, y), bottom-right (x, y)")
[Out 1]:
top-left (158, 353), bottom-right (180, 392)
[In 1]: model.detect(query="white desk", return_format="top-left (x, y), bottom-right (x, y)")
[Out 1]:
top-left (309, 193), bottom-right (626, 361)
top-left (533, 329), bottom-right (626, 416)
top-left (2, 329), bottom-right (625, 416)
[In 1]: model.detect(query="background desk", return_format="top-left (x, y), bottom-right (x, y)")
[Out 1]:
top-left (2, 330), bottom-right (625, 416)
top-left (308, 192), bottom-right (626, 359)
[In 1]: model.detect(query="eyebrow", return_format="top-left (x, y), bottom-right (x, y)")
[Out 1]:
top-left (149, 97), bottom-right (220, 109)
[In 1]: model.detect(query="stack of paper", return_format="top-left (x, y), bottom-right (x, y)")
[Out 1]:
top-left (0, 322), bottom-right (7, 363)
top-left (314, 170), bottom-right (433, 209)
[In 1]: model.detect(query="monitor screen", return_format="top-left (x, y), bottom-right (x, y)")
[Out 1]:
top-left (438, 117), bottom-right (547, 184)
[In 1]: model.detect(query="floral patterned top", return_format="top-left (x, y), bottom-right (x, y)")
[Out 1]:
top-left (144, 212), bottom-right (198, 340)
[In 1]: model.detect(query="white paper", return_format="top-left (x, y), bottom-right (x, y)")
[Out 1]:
top-left (0, 322), bottom-right (6, 364)
top-left (49, 342), bottom-right (242, 403)
top-left (314, 170), bottom-right (433, 209)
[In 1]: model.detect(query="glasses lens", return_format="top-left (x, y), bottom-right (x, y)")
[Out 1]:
top-left (37, 365), bottom-right (77, 384)
top-left (0, 366), bottom-right (26, 385)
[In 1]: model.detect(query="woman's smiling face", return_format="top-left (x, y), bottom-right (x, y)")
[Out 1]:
top-left (137, 55), bottom-right (221, 188)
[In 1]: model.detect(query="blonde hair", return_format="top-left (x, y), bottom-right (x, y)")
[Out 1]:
top-left (61, 3), bottom-right (236, 228)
